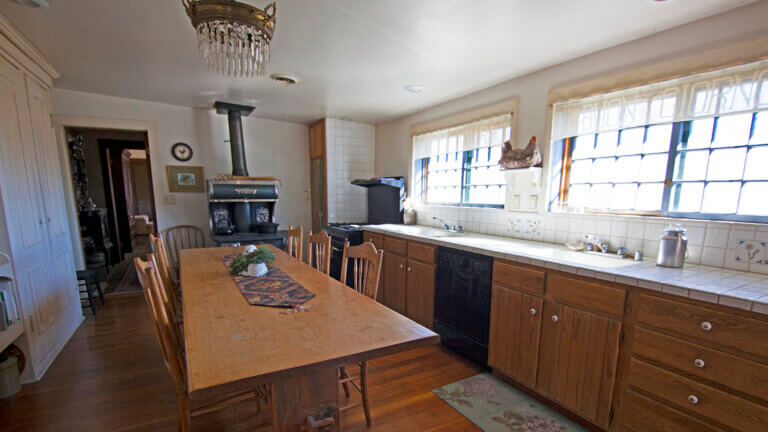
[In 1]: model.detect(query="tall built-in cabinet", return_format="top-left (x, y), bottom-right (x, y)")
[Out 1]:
top-left (0, 15), bottom-right (82, 381)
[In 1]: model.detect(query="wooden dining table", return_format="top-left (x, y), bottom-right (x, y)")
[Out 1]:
top-left (180, 245), bottom-right (439, 431)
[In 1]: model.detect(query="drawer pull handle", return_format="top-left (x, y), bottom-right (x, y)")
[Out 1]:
top-left (399, 264), bottom-right (403, 269)
top-left (694, 358), bottom-right (705, 368)
top-left (551, 315), bottom-right (559, 322)
top-left (701, 321), bottom-right (712, 331)
top-left (529, 308), bottom-right (536, 316)
top-left (688, 395), bottom-right (699, 405)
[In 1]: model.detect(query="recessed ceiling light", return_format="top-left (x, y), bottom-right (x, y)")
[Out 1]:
top-left (13, 0), bottom-right (49, 7)
top-left (404, 84), bottom-right (424, 94)
top-left (269, 74), bottom-right (297, 85)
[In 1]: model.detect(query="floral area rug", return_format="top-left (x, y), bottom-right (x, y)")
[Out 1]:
top-left (433, 373), bottom-right (586, 432)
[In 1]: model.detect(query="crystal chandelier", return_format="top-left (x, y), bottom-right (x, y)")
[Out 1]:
top-left (183, 0), bottom-right (276, 77)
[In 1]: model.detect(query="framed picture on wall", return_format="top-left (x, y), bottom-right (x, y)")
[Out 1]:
top-left (167, 165), bottom-right (205, 193)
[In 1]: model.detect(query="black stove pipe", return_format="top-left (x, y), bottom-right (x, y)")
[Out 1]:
top-left (213, 101), bottom-right (255, 177)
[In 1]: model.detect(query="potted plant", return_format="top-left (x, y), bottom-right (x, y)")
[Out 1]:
top-left (229, 246), bottom-right (276, 277)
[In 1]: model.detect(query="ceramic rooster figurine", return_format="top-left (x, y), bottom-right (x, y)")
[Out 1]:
top-left (498, 135), bottom-right (541, 170)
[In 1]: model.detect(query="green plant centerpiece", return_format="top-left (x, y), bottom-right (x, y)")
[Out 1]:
top-left (229, 246), bottom-right (276, 276)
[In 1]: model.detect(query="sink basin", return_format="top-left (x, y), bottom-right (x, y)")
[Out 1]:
top-left (431, 231), bottom-right (464, 238)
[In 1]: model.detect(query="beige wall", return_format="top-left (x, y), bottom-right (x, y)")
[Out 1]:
top-left (375, 1), bottom-right (768, 185)
top-left (52, 89), bottom-right (311, 244)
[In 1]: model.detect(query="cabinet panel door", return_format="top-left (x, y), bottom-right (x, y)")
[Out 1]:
top-left (488, 284), bottom-right (543, 387)
top-left (537, 301), bottom-right (621, 429)
top-left (383, 252), bottom-right (406, 314)
top-left (405, 259), bottom-right (434, 329)
top-left (25, 76), bottom-right (77, 315)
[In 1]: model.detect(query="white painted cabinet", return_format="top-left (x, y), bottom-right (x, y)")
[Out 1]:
top-left (0, 18), bottom-right (82, 381)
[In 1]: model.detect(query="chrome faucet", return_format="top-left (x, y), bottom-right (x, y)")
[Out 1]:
top-left (433, 216), bottom-right (463, 233)
top-left (585, 234), bottom-right (608, 253)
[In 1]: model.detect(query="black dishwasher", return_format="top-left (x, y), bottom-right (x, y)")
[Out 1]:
top-left (434, 246), bottom-right (493, 366)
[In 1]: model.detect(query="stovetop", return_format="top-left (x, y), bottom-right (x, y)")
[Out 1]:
top-left (328, 222), bottom-right (365, 232)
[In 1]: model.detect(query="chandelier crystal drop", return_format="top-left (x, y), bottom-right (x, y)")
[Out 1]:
top-left (183, 0), bottom-right (276, 78)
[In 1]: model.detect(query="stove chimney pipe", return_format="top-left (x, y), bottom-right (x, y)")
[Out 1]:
top-left (213, 101), bottom-right (255, 177)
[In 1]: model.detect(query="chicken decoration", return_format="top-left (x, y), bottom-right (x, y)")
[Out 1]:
top-left (498, 135), bottom-right (542, 170)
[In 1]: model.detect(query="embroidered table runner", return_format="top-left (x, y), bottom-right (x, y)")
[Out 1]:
top-left (221, 255), bottom-right (316, 307)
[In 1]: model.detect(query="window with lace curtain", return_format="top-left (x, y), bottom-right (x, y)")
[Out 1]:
top-left (549, 59), bottom-right (768, 222)
top-left (412, 115), bottom-right (512, 208)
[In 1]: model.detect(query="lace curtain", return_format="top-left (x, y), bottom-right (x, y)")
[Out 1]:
top-left (551, 59), bottom-right (768, 141)
top-left (412, 114), bottom-right (512, 160)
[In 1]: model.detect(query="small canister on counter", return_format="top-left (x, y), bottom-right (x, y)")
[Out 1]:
top-left (656, 225), bottom-right (688, 268)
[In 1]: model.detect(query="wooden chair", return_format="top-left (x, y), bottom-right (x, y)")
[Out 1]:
top-left (134, 256), bottom-right (270, 432)
top-left (338, 241), bottom-right (384, 426)
top-left (286, 225), bottom-right (303, 261)
top-left (307, 231), bottom-right (331, 275)
top-left (162, 225), bottom-right (205, 282)
top-left (150, 234), bottom-right (180, 317)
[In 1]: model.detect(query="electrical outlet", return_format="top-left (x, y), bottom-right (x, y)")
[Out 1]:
top-left (164, 194), bottom-right (176, 205)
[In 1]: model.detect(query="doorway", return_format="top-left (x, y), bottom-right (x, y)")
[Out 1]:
top-left (66, 128), bottom-right (157, 296)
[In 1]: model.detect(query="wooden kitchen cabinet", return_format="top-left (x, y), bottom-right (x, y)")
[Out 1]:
top-left (488, 284), bottom-right (543, 387)
top-left (383, 252), bottom-right (407, 314)
top-left (405, 259), bottom-right (435, 329)
top-left (537, 300), bottom-right (622, 429)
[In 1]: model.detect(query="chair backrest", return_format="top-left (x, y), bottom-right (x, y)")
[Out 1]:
top-left (134, 256), bottom-right (187, 385)
top-left (149, 234), bottom-right (179, 308)
top-left (162, 225), bottom-right (205, 268)
top-left (340, 241), bottom-right (383, 300)
top-left (286, 225), bottom-right (303, 260)
top-left (307, 230), bottom-right (331, 275)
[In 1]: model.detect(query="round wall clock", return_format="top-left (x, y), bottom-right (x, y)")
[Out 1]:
top-left (171, 142), bottom-right (193, 162)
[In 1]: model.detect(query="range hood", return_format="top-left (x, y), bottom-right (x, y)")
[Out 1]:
top-left (214, 101), bottom-right (255, 176)
top-left (351, 177), bottom-right (405, 189)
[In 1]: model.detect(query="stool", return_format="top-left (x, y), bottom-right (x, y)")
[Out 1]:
top-left (76, 269), bottom-right (104, 315)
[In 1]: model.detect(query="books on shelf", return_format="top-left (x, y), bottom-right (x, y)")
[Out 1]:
top-left (0, 288), bottom-right (19, 327)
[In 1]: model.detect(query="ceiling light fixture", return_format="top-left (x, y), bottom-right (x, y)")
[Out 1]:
top-left (183, 0), bottom-right (276, 77)
top-left (404, 84), bottom-right (424, 94)
top-left (13, 0), bottom-right (49, 7)
top-left (270, 74), bottom-right (297, 85)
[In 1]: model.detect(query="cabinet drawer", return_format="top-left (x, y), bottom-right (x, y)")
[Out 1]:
top-left (627, 359), bottom-right (768, 432)
top-left (621, 390), bottom-right (725, 432)
top-left (363, 232), bottom-right (384, 250)
top-left (633, 327), bottom-right (768, 402)
top-left (492, 259), bottom-right (545, 295)
top-left (547, 273), bottom-right (626, 317)
top-left (637, 293), bottom-right (768, 360)
top-left (407, 241), bottom-right (435, 264)
top-left (384, 236), bottom-right (406, 256)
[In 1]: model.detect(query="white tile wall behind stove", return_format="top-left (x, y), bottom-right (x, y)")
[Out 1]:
top-left (325, 118), bottom-right (375, 223)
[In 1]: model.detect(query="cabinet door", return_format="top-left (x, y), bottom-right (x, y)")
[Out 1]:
top-left (488, 284), bottom-right (543, 387)
top-left (25, 76), bottom-right (78, 324)
top-left (383, 252), bottom-right (406, 314)
top-left (0, 56), bottom-right (57, 360)
top-left (537, 301), bottom-right (621, 429)
top-left (405, 259), bottom-right (434, 329)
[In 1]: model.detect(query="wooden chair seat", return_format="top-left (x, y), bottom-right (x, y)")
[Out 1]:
top-left (135, 255), bottom-right (271, 431)
top-left (338, 241), bottom-right (384, 427)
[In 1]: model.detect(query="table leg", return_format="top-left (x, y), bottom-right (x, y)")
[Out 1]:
top-left (270, 367), bottom-right (339, 432)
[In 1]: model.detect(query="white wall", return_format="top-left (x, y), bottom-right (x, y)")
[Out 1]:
top-left (52, 89), bottom-right (311, 243)
top-left (374, 1), bottom-right (768, 272)
top-left (325, 118), bottom-right (375, 223)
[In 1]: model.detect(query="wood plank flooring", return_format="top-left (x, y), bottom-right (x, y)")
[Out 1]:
top-left (0, 293), bottom-right (481, 431)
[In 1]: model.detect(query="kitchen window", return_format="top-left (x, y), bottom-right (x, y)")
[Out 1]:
top-left (550, 59), bottom-right (768, 222)
top-left (412, 114), bottom-right (511, 208)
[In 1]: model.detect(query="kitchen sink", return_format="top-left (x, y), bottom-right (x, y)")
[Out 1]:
top-left (431, 231), bottom-right (464, 238)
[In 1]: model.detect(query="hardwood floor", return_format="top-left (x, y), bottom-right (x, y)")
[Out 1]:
top-left (0, 293), bottom-right (481, 431)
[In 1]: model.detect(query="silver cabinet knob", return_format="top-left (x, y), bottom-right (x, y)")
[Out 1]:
top-left (694, 358), bottom-right (705, 368)
top-left (530, 308), bottom-right (536, 316)
top-left (551, 315), bottom-right (559, 322)
top-left (408, 267), bottom-right (411, 272)
top-left (688, 395), bottom-right (699, 404)
top-left (399, 264), bottom-right (403, 269)
top-left (701, 321), bottom-right (712, 331)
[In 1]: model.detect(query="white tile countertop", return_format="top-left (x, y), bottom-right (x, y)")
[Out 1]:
top-left (363, 224), bottom-right (768, 315)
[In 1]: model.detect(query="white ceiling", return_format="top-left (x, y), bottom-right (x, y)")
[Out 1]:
top-left (0, 0), bottom-right (758, 124)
